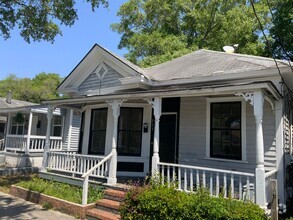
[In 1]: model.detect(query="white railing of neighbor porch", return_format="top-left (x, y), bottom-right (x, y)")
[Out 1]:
top-left (81, 152), bottom-right (113, 205)
top-left (158, 162), bottom-right (255, 201)
top-left (5, 135), bottom-right (62, 152)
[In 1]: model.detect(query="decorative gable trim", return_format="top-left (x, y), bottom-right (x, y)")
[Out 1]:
top-left (58, 44), bottom-right (149, 94)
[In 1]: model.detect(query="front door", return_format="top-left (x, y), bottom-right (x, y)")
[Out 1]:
top-left (159, 113), bottom-right (177, 163)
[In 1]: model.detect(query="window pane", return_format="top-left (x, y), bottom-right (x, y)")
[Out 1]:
top-left (17, 126), bottom-right (24, 135)
top-left (212, 103), bottom-right (221, 115)
top-left (90, 131), bottom-right (106, 154)
top-left (53, 126), bottom-right (62, 136)
top-left (11, 126), bottom-right (17, 134)
top-left (54, 116), bottom-right (62, 125)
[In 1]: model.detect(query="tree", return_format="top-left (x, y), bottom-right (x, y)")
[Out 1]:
top-left (0, 0), bottom-right (108, 43)
top-left (269, 0), bottom-right (293, 61)
top-left (111, 0), bottom-right (271, 67)
top-left (0, 73), bottom-right (62, 103)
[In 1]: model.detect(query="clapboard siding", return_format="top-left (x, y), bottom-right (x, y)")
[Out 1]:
top-left (62, 109), bottom-right (70, 150)
top-left (70, 112), bottom-right (81, 151)
top-left (178, 97), bottom-right (276, 174)
top-left (61, 110), bottom-right (81, 151)
top-left (78, 63), bottom-right (122, 94)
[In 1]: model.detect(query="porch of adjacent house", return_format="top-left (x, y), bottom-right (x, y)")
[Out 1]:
top-left (40, 89), bottom-right (284, 208)
top-left (1, 107), bottom-right (63, 167)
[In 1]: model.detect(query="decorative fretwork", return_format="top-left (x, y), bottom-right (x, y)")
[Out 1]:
top-left (235, 92), bottom-right (254, 106)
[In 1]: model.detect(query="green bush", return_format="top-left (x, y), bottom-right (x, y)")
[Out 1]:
top-left (120, 183), bottom-right (268, 220)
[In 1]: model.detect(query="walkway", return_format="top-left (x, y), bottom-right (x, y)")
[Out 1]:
top-left (0, 192), bottom-right (75, 220)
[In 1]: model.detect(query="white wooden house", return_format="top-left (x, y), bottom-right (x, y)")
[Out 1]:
top-left (0, 94), bottom-right (80, 167)
top-left (41, 44), bottom-right (293, 208)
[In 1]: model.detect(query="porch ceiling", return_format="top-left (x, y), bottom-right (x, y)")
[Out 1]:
top-left (43, 81), bottom-right (281, 107)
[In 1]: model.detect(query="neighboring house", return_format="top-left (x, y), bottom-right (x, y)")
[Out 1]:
top-left (40, 44), bottom-right (293, 208)
top-left (0, 93), bottom-right (80, 167)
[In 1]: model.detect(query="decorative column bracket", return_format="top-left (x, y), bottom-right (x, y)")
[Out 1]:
top-left (235, 92), bottom-right (254, 106)
top-left (235, 91), bottom-right (275, 113)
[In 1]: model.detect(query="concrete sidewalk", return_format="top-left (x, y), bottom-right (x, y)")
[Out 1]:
top-left (0, 192), bottom-right (76, 220)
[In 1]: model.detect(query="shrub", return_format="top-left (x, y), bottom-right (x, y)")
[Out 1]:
top-left (120, 183), bottom-right (268, 220)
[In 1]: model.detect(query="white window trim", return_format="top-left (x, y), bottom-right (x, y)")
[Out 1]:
top-left (206, 97), bottom-right (247, 162)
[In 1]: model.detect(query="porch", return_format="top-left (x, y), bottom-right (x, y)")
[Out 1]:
top-left (1, 106), bottom-right (63, 154)
top-left (41, 83), bottom-right (283, 208)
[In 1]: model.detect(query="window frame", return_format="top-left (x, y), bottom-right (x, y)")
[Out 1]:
top-left (117, 107), bottom-right (143, 156)
top-left (206, 97), bottom-right (246, 162)
top-left (11, 114), bottom-right (26, 135)
top-left (51, 115), bottom-right (63, 137)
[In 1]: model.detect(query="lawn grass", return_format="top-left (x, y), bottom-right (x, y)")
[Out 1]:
top-left (0, 174), bottom-right (35, 193)
top-left (16, 177), bottom-right (104, 204)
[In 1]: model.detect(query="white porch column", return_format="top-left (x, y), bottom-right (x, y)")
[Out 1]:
top-left (4, 112), bottom-right (12, 151)
top-left (107, 100), bottom-right (124, 185)
top-left (253, 91), bottom-right (266, 208)
top-left (41, 105), bottom-right (53, 171)
top-left (25, 111), bottom-right (33, 154)
top-left (148, 97), bottom-right (162, 175)
top-left (275, 99), bottom-right (285, 205)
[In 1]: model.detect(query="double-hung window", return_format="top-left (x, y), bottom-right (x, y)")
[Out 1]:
top-left (209, 101), bottom-right (243, 160)
top-left (52, 115), bottom-right (62, 136)
top-left (89, 108), bottom-right (108, 155)
top-left (117, 108), bottom-right (143, 156)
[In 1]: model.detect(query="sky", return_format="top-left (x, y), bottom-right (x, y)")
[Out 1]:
top-left (0, 0), bottom-right (127, 80)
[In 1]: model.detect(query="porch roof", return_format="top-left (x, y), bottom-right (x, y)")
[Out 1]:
top-left (43, 81), bottom-right (281, 109)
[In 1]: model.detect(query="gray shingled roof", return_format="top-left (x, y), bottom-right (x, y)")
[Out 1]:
top-left (143, 49), bottom-right (290, 81)
top-left (0, 97), bottom-right (36, 109)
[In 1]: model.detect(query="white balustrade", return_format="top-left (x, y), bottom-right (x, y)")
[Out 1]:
top-left (5, 135), bottom-right (62, 152)
top-left (158, 162), bottom-right (255, 202)
top-left (47, 152), bottom-right (109, 179)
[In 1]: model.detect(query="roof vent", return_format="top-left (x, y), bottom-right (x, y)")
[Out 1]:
top-left (223, 44), bottom-right (239, 53)
top-left (6, 91), bottom-right (12, 104)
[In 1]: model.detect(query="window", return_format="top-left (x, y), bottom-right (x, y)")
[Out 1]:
top-left (11, 115), bottom-right (26, 135)
top-left (52, 115), bottom-right (62, 136)
top-left (210, 102), bottom-right (242, 160)
top-left (89, 108), bottom-right (108, 155)
top-left (118, 108), bottom-right (143, 156)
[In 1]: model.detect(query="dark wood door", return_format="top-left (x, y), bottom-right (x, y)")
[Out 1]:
top-left (159, 114), bottom-right (177, 163)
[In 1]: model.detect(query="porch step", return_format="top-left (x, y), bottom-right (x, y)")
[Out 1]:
top-left (86, 188), bottom-right (126, 220)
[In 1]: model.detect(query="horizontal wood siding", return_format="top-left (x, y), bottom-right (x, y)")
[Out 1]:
top-left (78, 63), bottom-right (122, 94)
top-left (69, 112), bottom-right (81, 151)
top-left (178, 97), bottom-right (276, 174)
top-left (62, 109), bottom-right (70, 150)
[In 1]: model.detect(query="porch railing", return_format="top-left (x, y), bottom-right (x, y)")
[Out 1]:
top-left (47, 152), bottom-right (109, 178)
top-left (5, 135), bottom-right (62, 153)
top-left (265, 169), bottom-right (277, 206)
top-left (158, 162), bottom-right (255, 202)
top-left (81, 152), bottom-right (113, 205)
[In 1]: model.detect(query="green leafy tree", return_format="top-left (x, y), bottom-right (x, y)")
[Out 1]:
top-left (269, 0), bottom-right (293, 61)
top-left (0, 73), bottom-right (62, 103)
top-left (0, 0), bottom-right (108, 43)
top-left (112, 0), bottom-right (271, 67)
